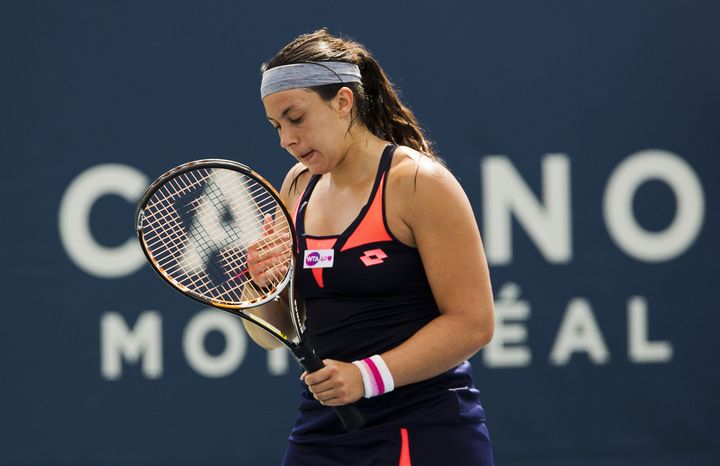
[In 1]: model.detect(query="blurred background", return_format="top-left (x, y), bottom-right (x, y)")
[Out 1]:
top-left (1, 1), bottom-right (718, 464)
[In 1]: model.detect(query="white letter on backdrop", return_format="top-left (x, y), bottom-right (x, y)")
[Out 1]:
top-left (59, 164), bottom-right (148, 278)
top-left (603, 150), bottom-right (704, 262)
top-left (482, 155), bottom-right (571, 265)
top-left (101, 311), bottom-right (163, 380)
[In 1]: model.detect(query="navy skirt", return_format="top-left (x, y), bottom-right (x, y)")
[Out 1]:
top-left (282, 421), bottom-right (493, 466)
top-left (282, 363), bottom-right (493, 466)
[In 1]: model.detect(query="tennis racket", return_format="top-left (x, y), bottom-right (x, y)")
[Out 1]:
top-left (135, 159), bottom-right (364, 432)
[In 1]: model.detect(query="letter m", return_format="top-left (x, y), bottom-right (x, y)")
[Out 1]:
top-left (101, 312), bottom-right (162, 380)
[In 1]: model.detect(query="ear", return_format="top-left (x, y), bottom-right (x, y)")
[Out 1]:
top-left (335, 86), bottom-right (355, 118)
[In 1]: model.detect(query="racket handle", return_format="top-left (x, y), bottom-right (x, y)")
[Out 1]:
top-left (294, 345), bottom-right (366, 432)
top-left (333, 404), bottom-right (365, 433)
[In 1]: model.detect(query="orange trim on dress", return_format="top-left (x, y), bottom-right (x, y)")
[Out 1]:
top-left (304, 237), bottom-right (337, 288)
top-left (398, 428), bottom-right (412, 466)
top-left (341, 174), bottom-right (392, 252)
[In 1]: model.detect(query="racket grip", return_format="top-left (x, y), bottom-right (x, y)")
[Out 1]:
top-left (333, 404), bottom-right (365, 433)
top-left (295, 345), bottom-right (366, 432)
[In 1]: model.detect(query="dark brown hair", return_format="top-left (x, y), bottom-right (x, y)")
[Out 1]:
top-left (262, 29), bottom-right (438, 160)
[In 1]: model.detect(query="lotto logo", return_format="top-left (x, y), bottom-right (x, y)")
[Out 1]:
top-left (360, 249), bottom-right (387, 266)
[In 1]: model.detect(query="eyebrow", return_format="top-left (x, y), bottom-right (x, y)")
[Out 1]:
top-left (267, 105), bottom-right (298, 123)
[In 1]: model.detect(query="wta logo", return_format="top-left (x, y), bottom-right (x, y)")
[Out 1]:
top-left (304, 249), bottom-right (334, 269)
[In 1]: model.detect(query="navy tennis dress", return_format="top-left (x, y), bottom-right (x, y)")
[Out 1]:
top-left (282, 145), bottom-right (494, 466)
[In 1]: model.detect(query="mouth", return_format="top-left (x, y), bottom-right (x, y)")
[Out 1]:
top-left (298, 150), bottom-right (315, 160)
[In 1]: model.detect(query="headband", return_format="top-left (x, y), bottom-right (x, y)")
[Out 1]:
top-left (260, 61), bottom-right (362, 98)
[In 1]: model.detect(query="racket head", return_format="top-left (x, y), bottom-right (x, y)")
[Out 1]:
top-left (135, 159), bottom-right (297, 312)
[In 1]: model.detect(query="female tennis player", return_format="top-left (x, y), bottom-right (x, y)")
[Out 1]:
top-left (247, 29), bottom-right (495, 465)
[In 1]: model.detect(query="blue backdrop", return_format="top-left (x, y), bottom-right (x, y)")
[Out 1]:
top-left (1, 1), bottom-right (718, 465)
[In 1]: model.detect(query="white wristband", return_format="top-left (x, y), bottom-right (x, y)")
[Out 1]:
top-left (352, 354), bottom-right (395, 398)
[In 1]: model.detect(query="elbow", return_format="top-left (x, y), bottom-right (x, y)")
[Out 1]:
top-left (472, 313), bottom-right (494, 350)
top-left (256, 339), bottom-right (283, 351)
top-left (460, 325), bottom-right (492, 362)
top-left (479, 324), bottom-right (494, 348)
top-left (472, 325), bottom-right (493, 350)
top-left (243, 324), bottom-right (284, 350)
top-left (252, 333), bottom-right (284, 351)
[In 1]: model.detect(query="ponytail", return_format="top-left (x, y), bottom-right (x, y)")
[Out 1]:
top-left (356, 53), bottom-right (437, 160)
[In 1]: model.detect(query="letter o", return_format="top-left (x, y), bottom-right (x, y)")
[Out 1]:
top-left (183, 310), bottom-right (247, 378)
top-left (603, 150), bottom-right (704, 262)
top-left (58, 164), bottom-right (149, 278)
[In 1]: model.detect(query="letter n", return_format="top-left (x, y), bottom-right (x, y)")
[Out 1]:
top-left (481, 155), bottom-right (571, 265)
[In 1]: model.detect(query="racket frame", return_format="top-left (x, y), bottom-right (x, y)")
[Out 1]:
top-left (135, 159), bottom-right (305, 347)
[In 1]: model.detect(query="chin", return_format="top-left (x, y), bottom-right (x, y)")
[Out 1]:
top-left (302, 163), bottom-right (329, 176)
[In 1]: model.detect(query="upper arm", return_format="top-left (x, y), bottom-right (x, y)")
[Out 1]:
top-left (402, 159), bottom-right (494, 331)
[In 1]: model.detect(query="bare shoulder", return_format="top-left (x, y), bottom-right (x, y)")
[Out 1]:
top-left (388, 146), bottom-right (465, 213)
top-left (278, 162), bottom-right (312, 208)
top-left (389, 146), bottom-right (447, 177)
top-left (384, 146), bottom-right (473, 246)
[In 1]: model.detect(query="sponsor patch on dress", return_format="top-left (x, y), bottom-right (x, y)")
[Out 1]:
top-left (303, 249), bottom-right (335, 269)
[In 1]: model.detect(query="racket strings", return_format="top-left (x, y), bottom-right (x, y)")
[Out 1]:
top-left (143, 171), bottom-right (282, 253)
top-left (148, 175), bottom-right (289, 301)
top-left (143, 170), bottom-right (253, 254)
top-left (143, 170), bottom-right (213, 255)
top-left (140, 167), bottom-right (293, 306)
top-left (144, 172), bottom-right (215, 287)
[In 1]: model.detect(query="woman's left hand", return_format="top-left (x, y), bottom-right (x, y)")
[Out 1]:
top-left (302, 359), bottom-right (365, 406)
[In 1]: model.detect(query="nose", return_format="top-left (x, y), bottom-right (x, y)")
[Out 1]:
top-left (279, 127), bottom-right (297, 151)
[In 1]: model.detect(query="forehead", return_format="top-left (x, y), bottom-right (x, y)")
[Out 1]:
top-left (262, 88), bottom-right (321, 118)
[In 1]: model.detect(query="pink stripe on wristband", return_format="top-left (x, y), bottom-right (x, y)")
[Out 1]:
top-left (352, 354), bottom-right (394, 398)
top-left (364, 357), bottom-right (385, 395)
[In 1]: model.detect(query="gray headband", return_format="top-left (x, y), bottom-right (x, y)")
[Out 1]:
top-left (260, 61), bottom-right (362, 98)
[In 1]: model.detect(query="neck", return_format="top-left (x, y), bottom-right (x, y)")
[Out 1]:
top-left (327, 128), bottom-right (389, 188)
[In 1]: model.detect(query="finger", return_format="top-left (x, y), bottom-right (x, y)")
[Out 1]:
top-left (307, 378), bottom-right (336, 395)
top-left (303, 367), bottom-right (332, 386)
top-left (258, 249), bottom-right (291, 276)
top-left (318, 396), bottom-right (345, 406)
top-left (263, 213), bottom-right (274, 236)
top-left (314, 392), bottom-right (339, 404)
top-left (315, 389), bottom-right (353, 406)
top-left (254, 257), bottom-right (288, 284)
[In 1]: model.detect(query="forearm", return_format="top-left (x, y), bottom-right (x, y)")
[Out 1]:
top-left (380, 312), bottom-right (492, 388)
